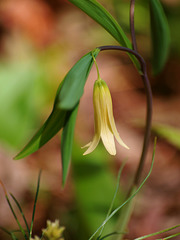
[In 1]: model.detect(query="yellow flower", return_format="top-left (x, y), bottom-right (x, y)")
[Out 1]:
top-left (83, 79), bottom-right (129, 155)
top-left (30, 220), bottom-right (64, 240)
top-left (42, 220), bottom-right (65, 240)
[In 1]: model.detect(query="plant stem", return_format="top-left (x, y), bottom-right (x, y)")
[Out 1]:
top-left (130, 0), bottom-right (137, 51)
top-left (98, 45), bottom-right (152, 186)
top-left (98, 45), bottom-right (152, 239)
top-left (92, 52), bottom-right (101, 80)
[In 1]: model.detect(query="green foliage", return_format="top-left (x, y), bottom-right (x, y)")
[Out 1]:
top-left (0, 171), bottom-right (41, 240)
top-left (68, 0), bottom-right (130, 48)
top-left (88, 138), bottom-right (157, 240)
top-left (72, 145), bottom-right (124, 239)
top-left (152, 123), bottom-right (180, 149)
top-left (149, 0), bottom-right (170, 75)
top-left (135, 224), bottom-right (180, 240)
top-left (61, 103), bottom-right (79, 185)
top-left (14, 104), bottom-right (67, 160)
top-left (58, 49), bottom-right (100, 109)
top-left (15, 49), bottom-right (100, 185)
top-left (68, 0), bottom-right (140, 70)
top-left (29, 171), bottom-right (42, 239)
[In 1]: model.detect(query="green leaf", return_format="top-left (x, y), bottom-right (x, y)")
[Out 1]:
top-left (68, 0), bottom-right (140, 71)
top-left (61, 103), bottom-right (79, 185)
top-left (58, 48), bottom-right (100, 109)
top-left (152, 123), bottom-right (180, 149)
top-left (14, 81), bottom-right (67, 160)
top-left (14, 48), bottom-right (98, 159)
top-left (69, 0), bottom-right (131, 48)
top-left (149, 0), bottom-right (170, 75)
top-left (14, 107), bottom-right (67, 160)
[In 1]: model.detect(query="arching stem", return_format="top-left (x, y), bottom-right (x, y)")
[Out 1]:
top-left (98, 45), bottom-right (152, 187)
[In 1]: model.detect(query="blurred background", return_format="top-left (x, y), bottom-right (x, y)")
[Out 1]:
top-left (0, 0), bottom-right (180, 239)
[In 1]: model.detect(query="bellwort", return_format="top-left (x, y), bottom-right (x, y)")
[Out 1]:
top-left (83, 78), bottom-right (129, 155)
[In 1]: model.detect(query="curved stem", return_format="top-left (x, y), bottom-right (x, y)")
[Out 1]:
top-left (92, 52), bottom-right (101, 80)
top-left (130, 0), bottom-right (138, 51)
top-left (98, 45), bottom-right (152, 186)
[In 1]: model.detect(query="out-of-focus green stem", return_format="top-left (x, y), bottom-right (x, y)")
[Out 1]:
top-left (130, 0), bottom-right (137, 51)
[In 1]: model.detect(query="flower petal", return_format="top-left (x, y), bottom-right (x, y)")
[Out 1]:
top-left (81, 142), bottom-right (92, 148)
top-left (99, 84), bottom-right (116, 155)
top-left (106, 94), bottom-right (129, 149)
top-left (83, 134), bottom-right (100, 155)
top-left (110, 119), bottom-right (129, 149)
top-left (101, 125), bottom-right (116, 155)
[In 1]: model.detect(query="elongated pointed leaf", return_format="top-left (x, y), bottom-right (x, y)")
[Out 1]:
top-left (58, 48), bottom-right (100, 109)
top-left (14, 48), bottom-right (98, 159)
top-left (14, 81), bottom-right (67, 160)
top-left (14, 107), bottom-right (67, 160)
top-left (150, 0), bottom-right (170, 75)
top-left (68, 0), bottom-right (140, 70)
top-left (61, 103), bottom-right (79, 185)
top-left (69, 0), bottom-right (131, 48)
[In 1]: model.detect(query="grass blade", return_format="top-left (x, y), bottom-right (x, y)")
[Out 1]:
top-left (160, 232), bottom-right (180, 240)
top-left (98, 160), bottom-right (126, 238)
top-left (89, 138), bottom-right (157, 240)
top-left (135, 224), bottom-right (180, 240)
top-left (0, 180), bottom-right (27, 239)
top-left (0, 226), bottom-right (12, 235)
top-left (29, 170), bottom-right (42, 239)
top-left (0, 227), bottom-right (19, 240)
top-left (10, 193), bottom-right (30, 235)
top-left (98, 231), bottom-right (121, 240)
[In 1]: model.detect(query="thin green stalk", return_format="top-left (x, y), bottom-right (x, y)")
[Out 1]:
top-left (92, 52), bottom-right (101, 80)
top-left (98, 45), bottom-right (153, 187)
top-left (159, 232), bottom-right (180, 240)
top-left (10, 193), bottom-right (30, 235)
top-left (29, 170), bottom-right (42, 239)
top-left (98, 231), bottom-right (121, 240)
top-left (88, 138), bottom-right (156, 240)
top-left (0, 227), bottom-right (19, 240)
top-left (5, 196), bottom-right (28, 239)
top-left (98, 45), bottom-right (152, 239)
top-left (130, 0), bottom-right (137, 51)
top-left (0, 226), bottom-right (12, 235)
top-left (135, 224), bottom-right (180, 240)
top-left (98, 160), bottom-right (126, 238)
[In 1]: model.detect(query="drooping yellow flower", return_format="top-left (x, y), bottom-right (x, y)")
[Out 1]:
top-left (83, 78), bottom-right (129, 155)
